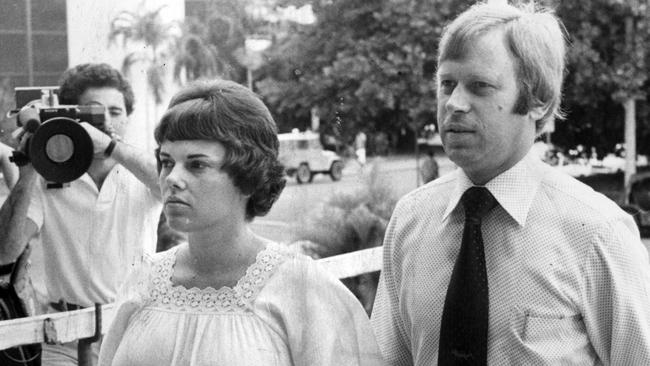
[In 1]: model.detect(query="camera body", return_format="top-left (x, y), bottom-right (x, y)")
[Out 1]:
top-left (14, 86), bottom-right (106, 133)
top-left (12, 87), bottom-right (108, 186)
top-left (36, 105), bottom-right (106, 133)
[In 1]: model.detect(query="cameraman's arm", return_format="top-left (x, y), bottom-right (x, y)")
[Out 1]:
top-left (0, 166), bottom-right (38, 265)
top-left (80, 122), bottom-right (160, 200)
top-left (109, 140), bottom-right (160, 199)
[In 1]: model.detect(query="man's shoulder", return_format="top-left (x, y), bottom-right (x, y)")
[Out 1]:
top-left (539, 166), bottom-right (628, 224)
top-left (395, 172), bottom-right (455, 214)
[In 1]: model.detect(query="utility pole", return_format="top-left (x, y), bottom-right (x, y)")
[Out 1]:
top-left (622, 1), bottom-right (645, 204)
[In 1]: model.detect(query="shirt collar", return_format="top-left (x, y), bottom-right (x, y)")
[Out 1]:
top-left (442, 150), bottom-right (544, 227)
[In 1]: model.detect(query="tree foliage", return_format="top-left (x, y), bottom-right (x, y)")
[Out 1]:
top-left (554, 0), bottom-right (650, 156)
top-left (256, 0), bottom-right (470, 152)
top-left (109, 5), bottom-right (176, 104)
top-left (176, 0), bottom-right (650, 156)
top-left (173, 0), bottom-right (250, 84)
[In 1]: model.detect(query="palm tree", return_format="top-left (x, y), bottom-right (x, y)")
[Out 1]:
top-left (109, 5), bottom-right (174, 105)
top-left (172, 16), bottom-right (239, 84)
top-left (173, 9), bottom-right (248, 85)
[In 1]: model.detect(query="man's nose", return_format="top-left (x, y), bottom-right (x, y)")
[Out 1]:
top-left (445, 85), bottom-right (470, 114)
top-left (102, 109), bottom-right (115, 135)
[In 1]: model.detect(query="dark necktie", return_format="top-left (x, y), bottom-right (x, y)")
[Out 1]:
top-left (438, 186), bottom-right (497, 365)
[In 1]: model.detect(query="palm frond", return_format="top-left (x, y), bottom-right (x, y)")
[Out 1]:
top-left (109, 5), bottom-right (173, 106)
top-left (120, 52), bottom-right (150, 77)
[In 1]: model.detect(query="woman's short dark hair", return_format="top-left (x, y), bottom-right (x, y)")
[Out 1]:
top-left (154, 79), bottom-right (286, 221)
top-left (58, 63), bottom-right (135, 115)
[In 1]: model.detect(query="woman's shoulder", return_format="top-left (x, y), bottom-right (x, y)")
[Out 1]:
top-left (257, 242), bottom-right (308, 281)
top-left (264, 242), bottom-right (345, 291)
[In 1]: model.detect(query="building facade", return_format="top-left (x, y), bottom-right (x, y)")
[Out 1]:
top-left (0, 0), bottom-right (184, 151)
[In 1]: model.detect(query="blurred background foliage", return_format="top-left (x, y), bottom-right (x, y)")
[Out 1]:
top-left (287, 161), bottom-right (399, 314)
top-left (159, 0), bottom-right (650, 158)
top-left (2, 0), bottom-right (648, 157)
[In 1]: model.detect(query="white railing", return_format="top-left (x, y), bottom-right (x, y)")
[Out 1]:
top-left (0, 246), bottom-right (383, 350)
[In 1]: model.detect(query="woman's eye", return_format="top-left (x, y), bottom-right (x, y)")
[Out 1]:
top-left (188, 161), bottom-right (208, 170)
top-left (160, 159), bottom-right (174, 169)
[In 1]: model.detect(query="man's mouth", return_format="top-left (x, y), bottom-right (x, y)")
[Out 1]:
top-left (444, 125), bottom-right (474, 133)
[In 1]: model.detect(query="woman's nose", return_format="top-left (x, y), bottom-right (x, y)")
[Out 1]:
top-left (163, 167), bottom-right (186, 191)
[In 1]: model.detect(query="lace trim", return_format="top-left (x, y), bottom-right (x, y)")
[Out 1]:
top-left (146, 243), bottom-right (287, 312)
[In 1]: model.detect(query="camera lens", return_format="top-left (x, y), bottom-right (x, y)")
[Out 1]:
top-left (45, 134), bottom-right (74, 163)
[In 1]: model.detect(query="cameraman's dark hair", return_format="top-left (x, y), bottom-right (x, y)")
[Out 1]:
top-left (154, 79), bottom-right (286, 221)
top-left (58, 63), bottom-right (135, 115)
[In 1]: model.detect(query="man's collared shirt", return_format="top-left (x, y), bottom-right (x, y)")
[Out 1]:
top-left (372, 152), bottom-right (650, 365)
top-left (28, 164), bottom-right (162, 307)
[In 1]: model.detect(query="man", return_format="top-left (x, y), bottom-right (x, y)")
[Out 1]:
top-left (0, 63), bottom-right (162, 365)
top-left (355, 130), bottom-right (367, 166)
top-left (419, 148), bottom-right (439, 184)
top-left (371, 2), bottom-right (650, 365)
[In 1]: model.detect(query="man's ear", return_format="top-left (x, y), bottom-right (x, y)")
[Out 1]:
top-left (528, 103), bottom-right (549, 121)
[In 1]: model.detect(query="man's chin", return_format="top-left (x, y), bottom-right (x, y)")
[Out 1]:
top-left (445, 149), bottom-right (483, 169)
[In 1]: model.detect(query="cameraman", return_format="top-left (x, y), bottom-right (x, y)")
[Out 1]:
top-left (0, 63), bottom-right (162, 365)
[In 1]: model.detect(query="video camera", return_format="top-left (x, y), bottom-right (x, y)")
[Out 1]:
top-left (10, 87), bottom-right (107, 186)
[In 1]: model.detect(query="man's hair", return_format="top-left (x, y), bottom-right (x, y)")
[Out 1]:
top-left (438, 1), bottom-right (566, 132)
top-left (58, 63), bottom-right (135, 115)
top-left (154, 79), bottom-right (286, 221)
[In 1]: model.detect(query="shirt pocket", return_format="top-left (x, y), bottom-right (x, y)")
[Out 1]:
top-left (507, 307), bottom-right (597, 365)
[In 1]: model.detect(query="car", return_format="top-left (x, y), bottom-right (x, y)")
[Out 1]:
top-left (278, 130), bottom-right (345, 184)
top-left (601, 153), bottom-right (625, 173)
top-left (620, 171), bottom-right (650, 237)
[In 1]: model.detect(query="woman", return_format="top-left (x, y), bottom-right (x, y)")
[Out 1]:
top-left (99, 80), bottom-right (384, 365)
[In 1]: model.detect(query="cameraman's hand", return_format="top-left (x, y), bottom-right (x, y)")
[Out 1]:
top-left (11, 130), bottom-right (35, 175)
top-left (9, 104), bottom-right (42, 149)
top-left (79, 122), bottom-right (112, 157)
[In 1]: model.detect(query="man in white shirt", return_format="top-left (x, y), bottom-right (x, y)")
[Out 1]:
top-left (0, 63), bottom-right (162, 365)
top-left (371, 2), bottom-right (650, 365)
top-left (355, 130), bottom-right (368, 166)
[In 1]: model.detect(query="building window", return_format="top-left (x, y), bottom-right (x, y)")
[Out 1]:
top-left (0, 0), bottom-right (68, 88)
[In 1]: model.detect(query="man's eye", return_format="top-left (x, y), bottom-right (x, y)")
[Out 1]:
top-left (469, 81), bottom-right (493, 94)
top-left (438, 80), bottom-right (456, 94)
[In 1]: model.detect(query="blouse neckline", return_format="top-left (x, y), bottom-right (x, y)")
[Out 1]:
top-left (147, 242), bottom-right (287, 313)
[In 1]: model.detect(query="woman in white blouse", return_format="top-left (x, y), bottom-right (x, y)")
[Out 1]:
top-left (98, 79), bottom-right (384, 366)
